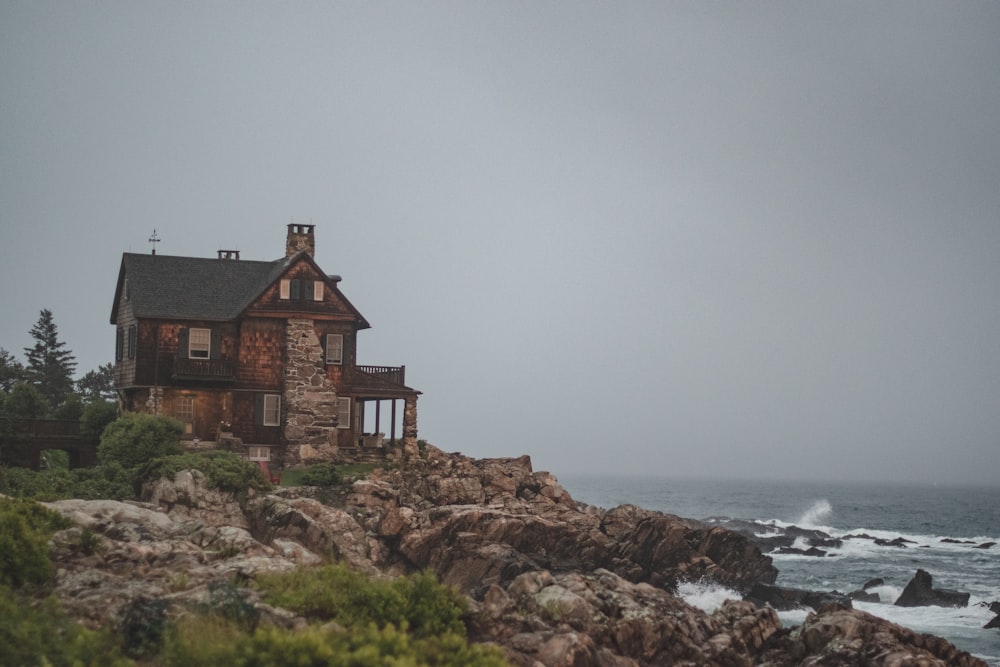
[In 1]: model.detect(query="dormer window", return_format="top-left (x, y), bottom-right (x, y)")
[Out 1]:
top-left (280, 278), bottom-right (323, 301)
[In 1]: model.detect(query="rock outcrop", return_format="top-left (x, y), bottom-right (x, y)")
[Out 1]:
top-left (42, 445), bottom-right (988, 666)
top-left (894, 568), bottom-right (971, 608)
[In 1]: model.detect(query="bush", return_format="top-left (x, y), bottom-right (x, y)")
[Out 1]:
top-left (0, 497), bottom-right (70, 589)
top-left (160, 616), bottom-right (508, 667)
top-left (98, 412), bottom-right (183, 469)
top-left (0, 465), bottom-right (74, 501)
top-left (0, 586), bottom-right (134, 667)
top-left (138, 450), bottom-right (269, 499)
top-left (257, 564), bottom-right (467, 638)
top-left (68, 461), bottom-right (134, 500)
top-left (80, 400), bottom-right (119, 441)
top-left (299, 461), bottom-right (342, 487)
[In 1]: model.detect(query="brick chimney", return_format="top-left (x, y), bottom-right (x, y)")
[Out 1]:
top-left (286, 224), bottom-right (316, 258)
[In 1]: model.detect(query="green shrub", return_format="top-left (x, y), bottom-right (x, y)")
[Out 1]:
top-left (68, 461), bottom-right (134, 500)
top-left (138, 450), bottom-right (269, 499)
top-left (257, 564), bottom-right (467, 638)
top-left (98, 412), bottom-right (183, 469)
top-left (0, 497), bottom-right (70, 589)
top-left (160, 617), bottom-right (508, 667)
top-left (0, 465), bottom-right (74, 501)
top-left (0, 461), bottom-right (135, 501)
top-left (80, 400), bottom-right (119, 441)
top-left (299, 462), bottom-right (342, 487)
top-left (0, 586), bottom-right (133, 667)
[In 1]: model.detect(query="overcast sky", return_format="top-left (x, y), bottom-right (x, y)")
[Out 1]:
top-left (2, 2), bottom-right (998, 485)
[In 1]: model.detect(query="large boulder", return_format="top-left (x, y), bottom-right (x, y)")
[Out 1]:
top-left (757, 604), bottom-right (986, 667)
top-left (895, 569), bottom-right (970, 608)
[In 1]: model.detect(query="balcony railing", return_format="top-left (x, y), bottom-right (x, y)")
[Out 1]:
top-left (356, 365), bottom-right (406, 386)
top-left (172, 357), bottom-right (236, 382)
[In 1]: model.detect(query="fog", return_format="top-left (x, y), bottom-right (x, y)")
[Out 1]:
top-left (2, 2), bottom-right (998, 485)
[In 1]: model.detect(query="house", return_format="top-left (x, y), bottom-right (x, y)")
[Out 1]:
top-left (109, 224), bottom-right (420, 466)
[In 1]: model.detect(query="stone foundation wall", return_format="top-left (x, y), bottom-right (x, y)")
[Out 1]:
top-left (283, 318), bottom-right (341, 466)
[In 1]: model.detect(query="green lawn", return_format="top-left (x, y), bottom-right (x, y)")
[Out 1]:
top-left (278, 462), bottom-right (385, 487)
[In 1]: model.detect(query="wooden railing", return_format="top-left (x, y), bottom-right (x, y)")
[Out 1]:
top-left (356, 365), bottom-right (406, 386)
top-left (1, 418), bottom-right (82, 439)
top-left (172, 357), bottom-right (236, 381)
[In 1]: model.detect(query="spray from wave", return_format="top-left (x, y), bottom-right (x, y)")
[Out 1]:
top-left (678, 580), bottom-right (742, 613)
top-left (796, 499), bottom-right (832, 528)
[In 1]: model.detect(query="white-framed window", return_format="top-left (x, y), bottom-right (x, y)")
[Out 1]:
top-left (263, 394), bottom-right (281, 426)
top-left (247, 446), bottom-right (271, 461)
top-left (189, 328), bottom-right (211, 358)
top-left (176, 395), bottom-right (194, 434)
top-left (335, 397), bottom-right (351, 429)
top-left (176, 395), bottom-right (194, 422)
top-left (279, 279), bottom-right (290, 300)
top-left (313, 280), bottom-right (324, 301)
top-left (325, 333), bottom-right (343, 365)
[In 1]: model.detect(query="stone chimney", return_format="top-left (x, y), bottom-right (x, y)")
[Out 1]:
top-left (286, 224), bottom-right (316, 258)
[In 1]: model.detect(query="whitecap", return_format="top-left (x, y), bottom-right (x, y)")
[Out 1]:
top-left (677, 580), bottom-right (742, 614)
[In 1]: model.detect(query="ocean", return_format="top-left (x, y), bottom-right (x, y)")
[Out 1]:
top-left (560, 475), bottom-right (1000, 665)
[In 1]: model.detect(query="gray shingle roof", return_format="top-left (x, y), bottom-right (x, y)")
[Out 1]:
top-left (112, 252), bottom-right (291, 322)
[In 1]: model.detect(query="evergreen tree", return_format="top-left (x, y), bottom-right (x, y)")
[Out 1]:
top-left (77, 363), bottom-right (115, 401)
top-left (0, 348), bottom-right (25, 393)
top-left (23, 309), bottom-right (77, 407)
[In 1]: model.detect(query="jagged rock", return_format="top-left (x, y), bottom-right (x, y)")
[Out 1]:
top-left (745, 582), bottom-right (852, 612)
top-left (142, 469), bottom-right (249, 528)
top-left (38, 448), bottom-right (988, 666)
top-left (756, 604), bottom-right (986, 666)
top-left (895, 568), bottom-right (970, 608)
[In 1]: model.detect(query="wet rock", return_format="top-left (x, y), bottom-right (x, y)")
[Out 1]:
top-left (894, 568), bottom-right (970, 608)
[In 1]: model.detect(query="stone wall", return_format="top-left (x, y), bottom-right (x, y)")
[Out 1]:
top-left (283, 318), bottom-right (340, 466)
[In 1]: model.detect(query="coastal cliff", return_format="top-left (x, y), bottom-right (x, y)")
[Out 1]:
top-left (43, 445), bottom-right (986, 666)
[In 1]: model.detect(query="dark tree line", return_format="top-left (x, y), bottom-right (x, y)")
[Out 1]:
top-left (0, 309), bottom-right (115, 421)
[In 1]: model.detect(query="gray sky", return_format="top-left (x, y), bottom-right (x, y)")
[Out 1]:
top-left (3, 2), bottom-right (998, 485)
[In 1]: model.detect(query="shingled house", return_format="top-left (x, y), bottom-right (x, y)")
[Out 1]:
top-left (109, 224), bottom-right (419, 467)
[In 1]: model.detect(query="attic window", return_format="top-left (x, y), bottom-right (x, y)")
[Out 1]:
top-left (189, 328), bottom-right (211, 359)
top-left (313, 281), bottom-right (323, 301)
top-left (280, 279), bottom-right (290, 300)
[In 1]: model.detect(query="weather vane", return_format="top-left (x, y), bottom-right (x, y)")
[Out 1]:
top-left (149, 228), bottom-right (161, 255)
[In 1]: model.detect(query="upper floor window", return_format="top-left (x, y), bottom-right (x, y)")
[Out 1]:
top-left (325, 334), bottom-right (343, 365)
top-left (115, 328), bottom-right (124, 361)
top-left (188, 328), bottom-right (211, 359)
top-left (280, 278), bottom-right (323, 301)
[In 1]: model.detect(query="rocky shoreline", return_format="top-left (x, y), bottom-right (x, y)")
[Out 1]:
top-left (43, 445), bottom-right (989, 666)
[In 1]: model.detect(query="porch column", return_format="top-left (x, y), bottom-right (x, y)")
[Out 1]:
top-left (402, 395), bottom-right (418, 459)
top-left (390, 399), bottom-right (397, 444)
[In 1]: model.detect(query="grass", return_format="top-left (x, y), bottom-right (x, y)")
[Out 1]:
top-left (279, 462), bottom-right (385, 487)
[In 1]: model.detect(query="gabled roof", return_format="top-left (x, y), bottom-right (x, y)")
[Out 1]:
top-left (109, 251), bottom-right (369, 327)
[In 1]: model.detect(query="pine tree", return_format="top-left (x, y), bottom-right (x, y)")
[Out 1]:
top-left (0, 348), bottom-right (25, 393)
top-left (77, 362), bottom-right (115, 401)
top-left (23, 309), bottom-right (77, 407)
